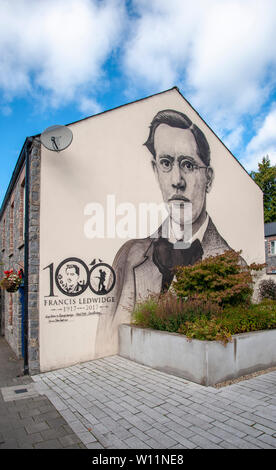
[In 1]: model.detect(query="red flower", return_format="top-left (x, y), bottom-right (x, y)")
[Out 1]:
top-left (4, 270), bottom-right (13, 277)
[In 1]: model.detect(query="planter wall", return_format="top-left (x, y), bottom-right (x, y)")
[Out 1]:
top-left (119, 324), bottom-right (276, 386)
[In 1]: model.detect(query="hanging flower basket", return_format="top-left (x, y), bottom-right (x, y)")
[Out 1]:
top-left (0, 270), bottom-right (23, 293)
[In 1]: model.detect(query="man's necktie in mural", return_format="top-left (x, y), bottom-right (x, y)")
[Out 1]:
top-left (152, 238), bottom-right (203, 291)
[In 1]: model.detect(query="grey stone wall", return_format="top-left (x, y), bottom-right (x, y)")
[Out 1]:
top-left (27, 141), bottom-right (41, 374)
top-left (0, 171), bottom-right (25, 357)
top-left (265, 237), bottom-right (276, 274)
top-left (0, 140), bottom-right (41, 374)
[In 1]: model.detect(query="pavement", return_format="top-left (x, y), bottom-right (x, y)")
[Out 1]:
top-left (1, 336), bottom-right (276, 450)
top-left (0, 336), bottom-right (85, 449)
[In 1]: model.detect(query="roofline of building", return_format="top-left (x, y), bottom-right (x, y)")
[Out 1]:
top-left (173, 88), bottom-right (263, 195)
top-left (0, 88), bottom-right (178, 218)
top-left (0, 86), bottom-right (263, 219)
top-left (0, 137), bottom-right (32, 221)
top-left (264, 222), bottom-right (276, 237)
top-left (61, 86), bottom-right (263, 195)
top-left (32, 86), bottom-right (179, 137)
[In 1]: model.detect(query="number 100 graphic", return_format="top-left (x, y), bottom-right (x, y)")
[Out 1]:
top-left (43, 258), bottom-right (116, 297)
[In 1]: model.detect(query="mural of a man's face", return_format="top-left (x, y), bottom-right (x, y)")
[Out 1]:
top-left (66, 267), bottom-right (79, 287)
top-left (152, 124), bottom-right (213, 228)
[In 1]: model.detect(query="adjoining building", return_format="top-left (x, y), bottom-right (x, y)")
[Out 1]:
top-left (0, 87), bottom-right (266, 374)
top-left (265, 222), bottom-right (276, 274)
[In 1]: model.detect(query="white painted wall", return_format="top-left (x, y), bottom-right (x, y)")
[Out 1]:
top-left (39, 88), bottom-right (265, 372)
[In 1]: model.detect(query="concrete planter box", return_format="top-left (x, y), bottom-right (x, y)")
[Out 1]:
top-left (119, 324), bottom-right (276, 386)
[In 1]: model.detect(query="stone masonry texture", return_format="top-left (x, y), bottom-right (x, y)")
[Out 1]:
top-left (0, 141), bottom-right (41, 374)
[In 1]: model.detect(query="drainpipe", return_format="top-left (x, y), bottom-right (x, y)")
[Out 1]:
top-left (23, 137), bottom-right (32, 375)
top-left (19, 278), bottom-right (25, 358)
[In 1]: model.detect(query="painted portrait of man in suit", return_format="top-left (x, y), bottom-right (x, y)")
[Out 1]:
top-left (111, 110), bottom-right (231, 311)
top-left (95, 109), bottom-right (232, 356)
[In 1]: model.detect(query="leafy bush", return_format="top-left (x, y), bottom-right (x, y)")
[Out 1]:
top-left (132, 252), bottom-right (274, 344)
top-left (133, 294), bottom-right (276, 344)
top-left (181, 301), bottom-right (276, 343)
top-left (259, 279), bottom-right (276, 301)
top-left (173, 250), bottom-right (264, 307)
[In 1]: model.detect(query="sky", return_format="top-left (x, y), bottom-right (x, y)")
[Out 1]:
top-left (1, 0), bottom-right (276, 205)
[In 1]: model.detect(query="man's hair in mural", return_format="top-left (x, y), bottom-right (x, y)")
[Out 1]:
top-left (66, 264), bottom-right (80, 275)
top-left (144, 109), bottom-right (211, 167)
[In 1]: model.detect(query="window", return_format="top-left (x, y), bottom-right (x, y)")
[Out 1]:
top-left (9, 202), bottom-right (14, 253)
top-left (2, 218), bottom-right (5, 250)
top-left (271, 241), bottom-right (276, 255)
top-left (19, 179), bottom-right (25, 242)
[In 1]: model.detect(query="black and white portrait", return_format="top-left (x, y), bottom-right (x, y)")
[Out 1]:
top-left (55, 258), bottom-right (89, 296)
top-left (94, 108), bottom-right (235, 356)
top-left (111, 109), bottom-right (232, 314)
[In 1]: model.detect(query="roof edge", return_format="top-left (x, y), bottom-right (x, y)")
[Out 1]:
top-left (33, 87), bottom-right (179, 138)
top-left (2, 88), bottom-right (179, 211)
top-left (264, 222), bottom-right (276, 237)
top-left (67, 86), bottom-right (179, 128)
top-left (3, 84), bottom-right (262, 217)
top-left (62, 85), bottom-right (262, 193)
top-left (0, 138), bottom-right (31, 220)
top-left (173, 88), bottom-right (263, 194)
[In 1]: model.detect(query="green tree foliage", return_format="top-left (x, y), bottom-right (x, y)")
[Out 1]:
top-left (250, 156), bottom-right (276, 223)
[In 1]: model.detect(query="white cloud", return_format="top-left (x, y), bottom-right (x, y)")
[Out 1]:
top-left (124, 0), bottom-right (276, 132)
top-left (79, 97), bottom-right (102, 116)
top-left (241, 106), bottom-right (276, 171)
top-left (223, 126), bottom-right (245, 153)
top-left (1, 0), bottom-right (276, 165)
top-left (124, 0), bottom-right (202, 90)
top-left (0, 0), bottom-right (126, 110)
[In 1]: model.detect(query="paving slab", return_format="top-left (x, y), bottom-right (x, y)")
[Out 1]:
top-left (32, 355), bottom-right (276, 449)
top-left (0, 337), bottom-right (84, 449)
top-left (1, 383), bottom-right (39, 401)
top-left (1, 334), bottom-right (275, 450)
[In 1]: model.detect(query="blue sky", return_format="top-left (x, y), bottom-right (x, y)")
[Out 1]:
top-left (1, 0), bottom-right (276, 205)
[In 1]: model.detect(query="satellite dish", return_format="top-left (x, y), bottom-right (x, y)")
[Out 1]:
top-left (40, 125), bottom-right (73, 152)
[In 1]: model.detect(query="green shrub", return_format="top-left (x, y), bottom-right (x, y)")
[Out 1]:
top-left (133, 292), bottom-right (221, 333)
top-left (133, 293), bottom-right (276, 344)
top-left (132, 252), bottom-right (273, 344)
top-left (181, 301), bottom-right (276, 343)
top-left (179, 317), bottom-right (233, 343)
top-left (173, 250), bottom-right (264, 307)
